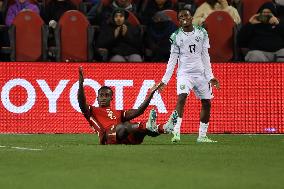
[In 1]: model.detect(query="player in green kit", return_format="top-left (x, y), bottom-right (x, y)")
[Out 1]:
top-left (157, 8), bottom-right (220, 143)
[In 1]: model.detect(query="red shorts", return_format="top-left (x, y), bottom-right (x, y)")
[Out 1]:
top-left (99, 130), bottom-right (144, 145)
top-left (99, 126), bottom-right (117, 145)
top-left (99, 124), bottom-right (145, 145)
top-left (118, 133), bottom-right (144, 145)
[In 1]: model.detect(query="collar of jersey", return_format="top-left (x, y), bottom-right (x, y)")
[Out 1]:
top-left (181, 27), bottom-right (195, 36)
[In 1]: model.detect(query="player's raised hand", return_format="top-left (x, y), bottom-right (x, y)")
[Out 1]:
top-left (209, 78), bottom-right (220, 89)
top-left (79, 66), bottom-right (84, 84)
top-left (157, 81), bottom-right (166, 93)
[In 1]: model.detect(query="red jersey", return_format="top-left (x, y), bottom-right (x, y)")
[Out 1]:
top-left (89, 106), bottom-right (125, 130)
top-left (83, 106), bottom-right (145, 145)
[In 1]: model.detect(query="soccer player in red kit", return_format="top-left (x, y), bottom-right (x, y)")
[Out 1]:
top-left (78, 67), bottom-right (178, 145)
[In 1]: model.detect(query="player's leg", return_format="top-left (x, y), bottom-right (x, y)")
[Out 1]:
top-left (116, 123), bottom-right (130, 141)
top-left (145, 108), bottom-right (178, 135)
top-left (171, 94), bottom-right (188, 142)
top-left (196, 99), bottom-right (216, 142)
top-left (162, 110), bottom-right (178, 134)
top-left (115, 109), bottom-right (159, 144)
top-left (115, 123), bottom-right (147, 144)
top-left (171, 76), bottom-right (192, 142)
top-left (194, 76), bottom-right (217, 143)
top-left (200, 99), bottom-right (211, 124)
top-left (116, 109), bottom-right (177, 144)
top-left (124, 114), bottom-right (178, 144)
top-left (127, 109), bottom-right (159, 136)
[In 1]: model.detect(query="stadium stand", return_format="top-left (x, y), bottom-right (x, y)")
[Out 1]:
top-left (9, 10), bottom-right (48, 61)
top-left (194, 0), bottom-right (235, 7)
top-left (95, 8), bottom-right (143, 62)
top-left (55, 10), bottom-right (94, 62)
top-left (204, 10), bottom-right (236, 62)
top-left (127, 10), bottom-right (140, 26)
top-left (144, 10), bottom-right (178, 61)
top-left (238, 1), bottom-right (284, 62)
top-left (2, 0), bottom-right (40, 23)
top-left (42, 0), bottom-right (86, 18)
top-left (194, 0), bottom-right (205, 6)
top-left (241, 0), bottom-right (271, 24)
top-left (43, 0), bottom-right (81, 9)
top-left (101, 0), bottom-right (112, 6)
top-left (171, 0), bottom-right (178, 4)
top-left (0, 24), bottom-right (10, 59)
top-left (162, 9), bottom-right (179, 26)
top-left (193, 0), bottom-right (241, 26)
top-left (139, 0), bottom-right (176, 25)
top-left (0, 0), bottom-right (282, 62)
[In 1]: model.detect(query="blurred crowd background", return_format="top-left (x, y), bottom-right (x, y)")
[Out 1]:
top-left (0, 0), bottom-right (283, 62)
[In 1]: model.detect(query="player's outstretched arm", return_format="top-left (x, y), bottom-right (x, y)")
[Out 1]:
top-left (123, 84), bottom-right (160, 121)
top-left (157, 81), bottom-right (166, 93)
top-left (77, 67), bottom-right (90, 118)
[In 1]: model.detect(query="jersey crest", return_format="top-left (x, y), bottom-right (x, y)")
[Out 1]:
top-left (195, 36), bottom-right (201, 42)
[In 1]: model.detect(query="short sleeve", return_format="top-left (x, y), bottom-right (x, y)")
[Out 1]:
top-left (202, 30), bottom-right (210, 49)
top-left (169, 32), bottom-right (180, 54)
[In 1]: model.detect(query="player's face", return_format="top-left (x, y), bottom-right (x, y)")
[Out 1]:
top-left (97, 89), bottom-right (113, 107)
top-left (178, 10), bottom-right (193, 28)
top-left (114, 13), bottom-right (125, 26)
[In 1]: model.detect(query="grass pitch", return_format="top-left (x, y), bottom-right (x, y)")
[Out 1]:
top-left (0, 134), bottom-right (283, 189)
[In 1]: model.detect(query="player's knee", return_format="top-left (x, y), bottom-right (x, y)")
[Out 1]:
top-left (116, 124), bottom-right (128, 140)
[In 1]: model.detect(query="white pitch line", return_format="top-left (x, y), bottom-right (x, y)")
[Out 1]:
top-left (0, 145), bottom-right (42, 151)
top-left (11, 147), bottom-right (42, 151)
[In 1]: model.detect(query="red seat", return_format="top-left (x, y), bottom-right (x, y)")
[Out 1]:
top-left (194, 0), bottom-right (205, 6)
top-left (242, 0), bottom-right (270, 24)
top-left (101, 0), bottom-right (112, 6)
top-left (163, 9), bottom-right (178, 26)
top-left (204, 11), bottom-right (235, 62)
top-left (10, 10), bottom-right (47, 61)
top-left (56, 10), bottom-right (94, 62)
top-left (70, 0), bottom-right (82, 8)
top-left (127, 11), bottom-right (140, 26)
top-left (170, 0), bottom-right (178, 6)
